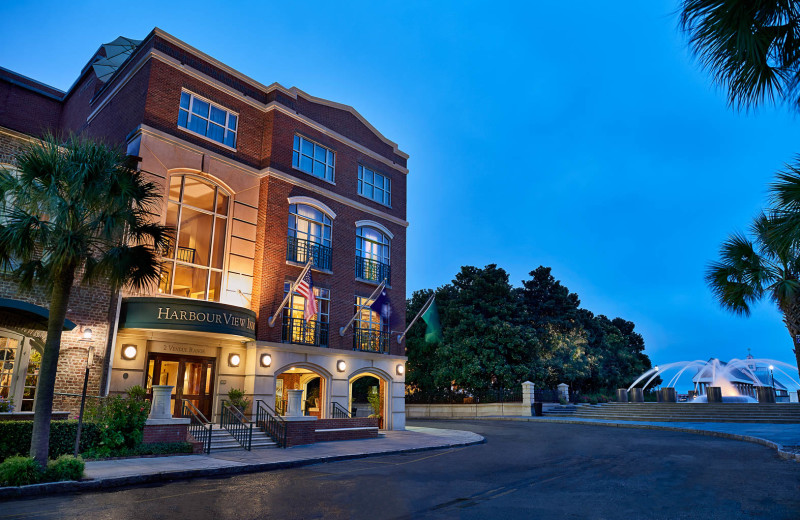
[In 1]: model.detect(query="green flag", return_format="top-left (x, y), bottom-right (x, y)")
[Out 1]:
top-left (422, 299), bottom-right (442, 343)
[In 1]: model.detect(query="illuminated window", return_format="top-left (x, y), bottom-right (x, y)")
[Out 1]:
top-left (282, 282), bottom-right (330, 347)
top-left (292, 135), bottom-right (335, 182)
top-left (356, 226), bottom-right (390, 284)
top-left (353, 295), bottom-right (387, 352)
top-left (358, 165), bottom-right (391, 206)
top-left (159, 175), bottom-right (229, 301)
top-left (178, 91), bottom-right (238, 148)
top-left (287, 204), bottom-right (332, 270)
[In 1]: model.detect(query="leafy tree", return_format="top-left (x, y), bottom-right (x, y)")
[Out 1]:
top-left (706, 211), bottom-right (800, 372)
top-left (518, 266), bottom-right (581, 332)
top-left (0, 135), bottom-right (171, 467)
top-left (680, 0), bottom-right (800, 111)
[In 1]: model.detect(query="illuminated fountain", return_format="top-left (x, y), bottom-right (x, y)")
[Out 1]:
top-left (626, 358), bottom-right (800, 403)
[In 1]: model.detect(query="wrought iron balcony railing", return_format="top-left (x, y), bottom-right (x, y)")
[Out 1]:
top-left (355, 256), bottom-right (390, 285)
top-left (282, 316), bottom-right (329, 347)
top-left (353, 325), bottom-right (389, 353)
top-left (287, 236), bottom-right (332, 271)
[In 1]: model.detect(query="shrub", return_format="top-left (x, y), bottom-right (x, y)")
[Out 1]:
top-left (127, 385), bottom-right (147, 401)
top-left (45, 455), bottom-right (84, 482)
top-left (0, 421), bottom-right (101, 461)
top-left (367, 388), bottom-right (381, 417)
top-left (0, 396), bottom-right (13, 413)
top-left (558, 397), bottom-right (567, 405)
top-left (227, 388), bottom-right (250, 413)
top-left (0, 456), bottom-right (43, 486)
top-left (588, 397), bottom-right (598, 405)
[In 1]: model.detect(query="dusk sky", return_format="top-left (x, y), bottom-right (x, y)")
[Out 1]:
top-left (2, 1), bottom-right (799, 372)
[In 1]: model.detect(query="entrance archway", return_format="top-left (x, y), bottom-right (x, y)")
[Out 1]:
top-left (274, 363), bottom-right (329, 418)
top-left (349, 370), bottom-right (390, 429)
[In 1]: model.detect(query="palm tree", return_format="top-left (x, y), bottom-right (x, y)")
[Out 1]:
top-left (0, 134), bottom-right (171, 467)
top-left (680, 0), bottom-right (800, 111)
top-left (706, 212), bottom-right (800, 372)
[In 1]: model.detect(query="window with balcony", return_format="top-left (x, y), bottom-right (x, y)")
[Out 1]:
top-left (178, 91), bottom-right (238, 148)
top-left (356, 226), bottom-right (390, 284)
top-left (292, 135), bottom-right (335, 182)
top-left (353, 296), bottom-right (388, 353)
top-left (358, 165), bottom-right (391, 206)
top-left (282, 282), bottom-right (330, 347)
top-left (159, 175), bottom-right (229, 301)
top-left (287, 203), bottom-right (332, 270)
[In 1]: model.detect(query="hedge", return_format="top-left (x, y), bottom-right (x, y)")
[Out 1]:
top-left (0, 421), bottom-right (101, 461)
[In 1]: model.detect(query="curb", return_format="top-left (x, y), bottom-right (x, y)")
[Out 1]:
top-left (0, 435), bottom-right (485, 500)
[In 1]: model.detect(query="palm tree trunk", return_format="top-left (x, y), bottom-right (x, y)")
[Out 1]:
top-left (29, 267), bottom-right (75, 467)
top-left (781, 298), bottom-right (800, 375)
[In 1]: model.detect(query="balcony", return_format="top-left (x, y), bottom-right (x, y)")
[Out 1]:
top-left (287, 236), bottom-right (332, 271)
top-left (282, 316), bottom-right (328, 347)
top-left (353, 325), bottom-right (389, 353)
top-left (355, 256), bottom-right (391, 285)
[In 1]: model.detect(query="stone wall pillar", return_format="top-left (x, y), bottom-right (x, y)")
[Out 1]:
top-left (557, 383), bottom-right (569, 403)
top-left (616, 388), bottom-right (629, 402)
top-left (286, 388), bottom-right (304, 416)
top-left (522, 381), bottom-right (534, 406)
top-left (144, 384), bottom-right (189, 444)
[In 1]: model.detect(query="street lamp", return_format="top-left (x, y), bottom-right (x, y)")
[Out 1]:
top-left (769, 365), bottom-right (775, 389)
top-left (74, 328), bottom-right (94, 457)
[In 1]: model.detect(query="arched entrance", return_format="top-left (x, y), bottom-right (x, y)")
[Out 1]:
top-left (274, 363), bottom-right (329, 418)
top-left (349, 370), bottom-right (390, 429)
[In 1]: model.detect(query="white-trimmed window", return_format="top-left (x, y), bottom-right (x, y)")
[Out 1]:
top-left (283, 282), bottom-right (330, 347)
top-left (356, 226), bottom-right (391, 284)
top-left (159, 175), bottom-right (229, 301)
top-left (178, 91), bottom-right (238, 148)
top-left (358, 165), bottom-right (391, 206)
top-left (293, 135), bottom-right (335, 182)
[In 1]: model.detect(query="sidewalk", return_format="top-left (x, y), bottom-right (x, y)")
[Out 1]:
top-left (0, 427), bottom-right (484, 499)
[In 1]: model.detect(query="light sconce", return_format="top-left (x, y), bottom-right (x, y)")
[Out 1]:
top-left (396, 364), bottom-right (405, 376)
top-left (81, 328), bottom-right (93, 341)
top-left (228, 353), bottom-right (241, 367)
top-left (260, 353), bottom-right (272, 368)
top-left (336, 360), bottom-right (346, 373)
top-left (121, 344), bottom-right (138, 361)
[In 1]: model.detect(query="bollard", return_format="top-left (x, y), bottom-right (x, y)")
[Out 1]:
top-left (707, 386), bottom-right (723, 403)
top-left (756, 386), bottom-right (776, 403)
top-left (616, 388), bottom-right (629, 403)
top-left (660, 387), bottom-right (677, 403)
top-left (629, 388), bottom-right (644, 402)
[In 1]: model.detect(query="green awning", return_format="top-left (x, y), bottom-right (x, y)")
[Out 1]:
top-left (0, 298), bottom-right (77, 331)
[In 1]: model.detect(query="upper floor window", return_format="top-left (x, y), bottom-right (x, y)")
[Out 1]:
top-left (287, 203), bottom-right (332, 270)
top-left (353, 295), bottom-right (388, 353)
top-left (178, 91), bottom-right (238, 149)
top-left (356, 226), bottom-right (390, 284)
top-left (293, 135), bottom-right (335, 182)
top-left (358, 165), bottom-right (391, 206)
top-left (282, 282), bottom-right (330, 347)
top-left (159, 175), bottom-right (229, 301)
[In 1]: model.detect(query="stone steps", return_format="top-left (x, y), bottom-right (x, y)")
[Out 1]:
top-left (543, 402), bottom-right (800, 423)
top-left (208, 427), bottom-right (277, 452)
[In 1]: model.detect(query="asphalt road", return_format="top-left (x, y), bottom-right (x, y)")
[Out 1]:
top-left (2, 420), bottom-right (799, 519)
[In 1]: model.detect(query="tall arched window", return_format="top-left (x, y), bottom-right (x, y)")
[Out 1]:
top-left (356, 226), bottom-right (390, 284)
top-left (287, 204), bottom-right (332, 270)
top-left (159, 175), bottom-right (229, 301)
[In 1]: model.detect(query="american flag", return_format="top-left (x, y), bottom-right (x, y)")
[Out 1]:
top-left (296, 270), bottom-right (318, 322)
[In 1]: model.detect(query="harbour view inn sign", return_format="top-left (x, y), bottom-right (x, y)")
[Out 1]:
top-left (120, 297), bottom-right (257, 339)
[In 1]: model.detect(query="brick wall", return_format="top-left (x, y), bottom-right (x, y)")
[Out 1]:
top-left (0, 77), bottom-right (62, 137)
top-left (283, 417), bottom-right (379, 446)
top-left (142, 423), bottom-right (189, 444)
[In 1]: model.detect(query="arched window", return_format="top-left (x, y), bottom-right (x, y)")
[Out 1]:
top-left (353, 295), bottom-right (388, 352)
top-left (356, 226), bottom-right (390, 284)
top-left (159, 175), bottom-right (229, 301)
top-left (281, 282), bottom-right (330, 347)
top-left (287, 204), bottom-right (332, 270)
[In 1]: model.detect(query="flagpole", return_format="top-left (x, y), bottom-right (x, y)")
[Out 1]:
top-left (267, 259), bottom-right (313, 327)
top-left (397, 293), bottom-right (436, 343)
top-left (339, 279), bottom-right (386, 337)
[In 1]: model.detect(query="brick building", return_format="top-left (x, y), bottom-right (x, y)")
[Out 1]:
top-left (0, 28), bottom-right (408, 430)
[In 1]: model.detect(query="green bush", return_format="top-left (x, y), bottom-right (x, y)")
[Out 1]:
top-left (87, 392), bottom-right (150, 457)
top-left (588, 397), bottom-right (598, 405)
top-left (45, 455), bottom-right (84, 482)
top-left (227, 388), bottom-right (250, 413)
top-left (0, 456), bottom-right (43, 486)
top-left (0, 421), bottom-right (101, 461)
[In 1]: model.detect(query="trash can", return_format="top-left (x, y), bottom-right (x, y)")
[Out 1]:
top-left (533, 402), bottom-right (543, 416)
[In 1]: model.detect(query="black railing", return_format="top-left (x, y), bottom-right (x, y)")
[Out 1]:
top-left (282, 316), bottom-right (329, 347)
top-left (255, 400), bottom-right (287, 448)
top-left (355, 256), bottom-right (390, 285)
top-left (353, 326), bottom-right (389, 353)
top-left (182, 399), bottom-right (212, 454)
top-left (176, 246), bottom-right (196, 263)
top-left (287, 236), bottom-right (332, 271)
top-left (220, 400), bottom-right (253, 451)
top-left (406, 387), bottom-right (524, 404)
top-left (331, 402), bottom-right (352, 418)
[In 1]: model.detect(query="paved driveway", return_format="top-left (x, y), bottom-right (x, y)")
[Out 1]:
top-left (2, 420), bottom-right (799, 519)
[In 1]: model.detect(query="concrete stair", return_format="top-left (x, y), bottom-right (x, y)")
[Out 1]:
top-left (543, 402), bottom-right (800, 423)
top-left (208, 426), bottom-right (277, 452)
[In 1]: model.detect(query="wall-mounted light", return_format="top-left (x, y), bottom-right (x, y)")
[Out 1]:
top-left (81, 328), bottom-right (93, 341)
top-left (396, 364), bottom-right (405, 376)
top-left (228, 353), bottom-right (241, 367)
top-left (121, 344), bottom-right (138, 361)
top-left (260, 353), bottom-right (272, 368)
top-left (336, 360), bottom-right (346, 373)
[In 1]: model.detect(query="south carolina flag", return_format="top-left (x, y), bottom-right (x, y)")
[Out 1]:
top-left (370, 289), bottom-right (396, 327)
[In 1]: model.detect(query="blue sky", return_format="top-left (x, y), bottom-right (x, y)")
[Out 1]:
top-left (2, 1), bottom-right (799, 370)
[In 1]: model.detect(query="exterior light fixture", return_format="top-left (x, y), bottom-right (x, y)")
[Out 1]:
top-left (82, 328), bottom-right (93, 341)
top-left (228, 353), bottom-right (241, 367)
top-left (654, 366), bottom-right (659, 372)
top-left (260, 353), bottom-right (272, 367)
top-left (396, 364), bottom-right (405, 376)
top-left (121, 344), bottom-right (138, 361)
top-left (769, 365), bottom-right (774, 371)
top-left (336, 360), bottom-right (346, 372)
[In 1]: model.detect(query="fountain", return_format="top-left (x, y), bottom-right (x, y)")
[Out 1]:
top-left (626, 358), bottom-right (800, 404)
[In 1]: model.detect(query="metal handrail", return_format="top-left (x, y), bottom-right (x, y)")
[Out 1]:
top-left (182, 399), bottom-right (212, 454)
top-left (355, 256), bottom-right (391, 285)
top-left (255, 400), bottom-right (287, 448)
top-left (331, 402), bottom-right (352, 418)
top-left (353, 325), bottom-right (389, 353)
top-left (221, 400), bottom-right (253, 451)
top-left (287, 236), bottom-right (332, 270)
top-left (282, 316), bottom-right (329, 347)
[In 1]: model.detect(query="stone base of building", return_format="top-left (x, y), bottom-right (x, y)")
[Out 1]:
top-left (283, 417), bottom-right (379, 447)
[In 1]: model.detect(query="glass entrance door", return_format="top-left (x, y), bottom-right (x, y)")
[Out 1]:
top-left (146, 354), bottom-right (215, 419)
